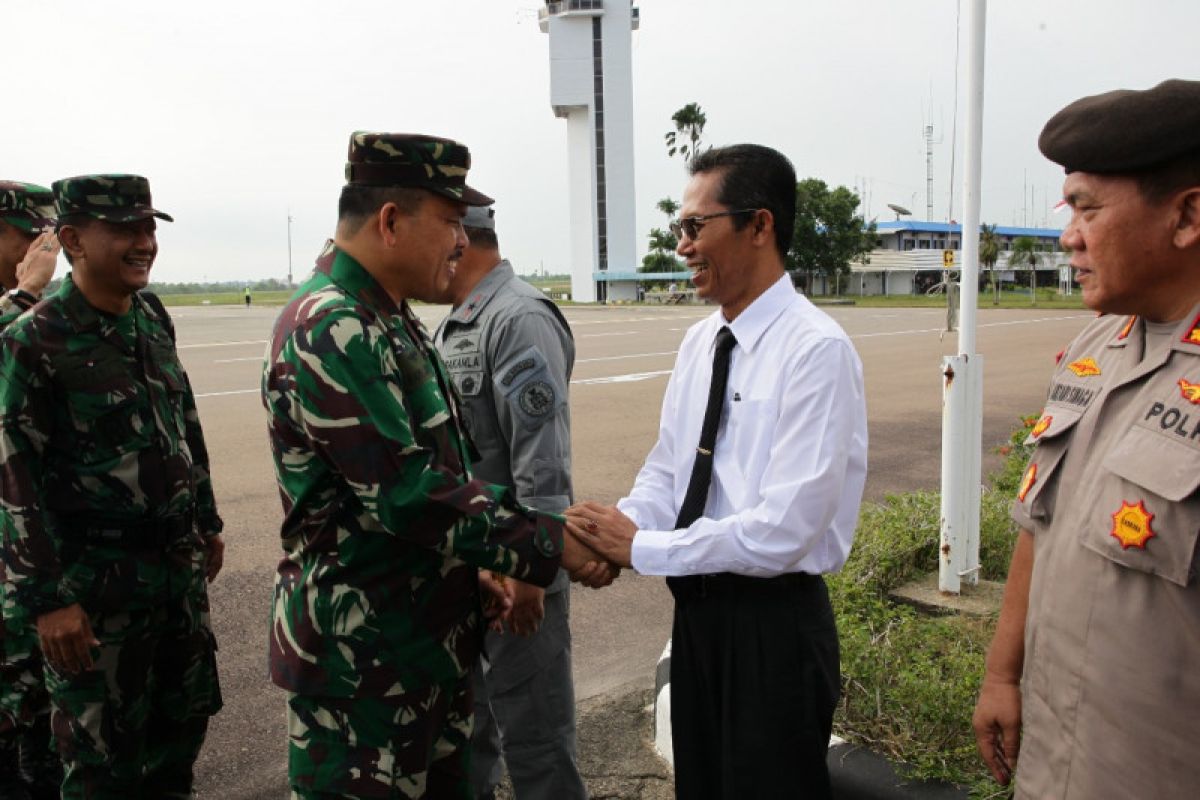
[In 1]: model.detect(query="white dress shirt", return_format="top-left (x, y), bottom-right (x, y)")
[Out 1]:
top-left (620, 274), bottom-right (868, 577)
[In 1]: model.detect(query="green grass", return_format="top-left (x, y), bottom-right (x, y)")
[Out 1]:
top-left (829, 417), bottom-right (1035, 797)
top-left (819, 289), bottom-right (1088, 310)
top-left (156, 290), bottom-right (295, 307)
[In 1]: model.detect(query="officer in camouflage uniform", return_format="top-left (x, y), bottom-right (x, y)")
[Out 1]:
top-left (0, 182), bottom-right (62, 798)
top-left (434, 205), bottom-right (586, 800)
top-left (262, 132), bottom-right (610, 800)
top-left (0, 175), bottom-right (225, 799)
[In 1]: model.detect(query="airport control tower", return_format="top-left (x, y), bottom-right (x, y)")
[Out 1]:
top-left (540, 1), bottom-right (639, 303)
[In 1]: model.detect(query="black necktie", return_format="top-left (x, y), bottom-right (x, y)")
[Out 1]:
top-left (675, 326), bottom-right (737, 529)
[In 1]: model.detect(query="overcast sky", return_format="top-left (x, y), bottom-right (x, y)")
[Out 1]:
top-left (5, 0), bottom-right (1196, 283)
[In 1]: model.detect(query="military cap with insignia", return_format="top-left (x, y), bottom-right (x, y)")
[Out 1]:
top-left (52, 174), bottom-right (173, 223)
top-left (345, 132), bottom-right (493, 206)
top-left (0, 181), bottom-right (57, 235)
top-left (1039, 78), bottom-right (1200, 173)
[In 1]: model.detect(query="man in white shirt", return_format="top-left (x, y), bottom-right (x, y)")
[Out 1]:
top-left (568, 143), bottom-right (868, 798)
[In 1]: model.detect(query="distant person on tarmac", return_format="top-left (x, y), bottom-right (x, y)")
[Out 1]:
top-left (244, 286), bottom-right (251, 307)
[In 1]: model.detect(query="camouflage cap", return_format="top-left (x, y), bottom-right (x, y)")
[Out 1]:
top-left (345, 132), bottom-right (493, 206)
top-left (51, 174), bottom-right (174, 224)
top-left (1039, 79), bottom-right (1200, 174)
top-left (0, 181), bottom-right (57, 235)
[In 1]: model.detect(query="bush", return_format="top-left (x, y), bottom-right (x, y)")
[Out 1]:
top-left (829, 420), bottom-right (1033, 797)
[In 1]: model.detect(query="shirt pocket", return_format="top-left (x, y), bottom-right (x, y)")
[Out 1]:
top-left (723, 397), bottom-right (780, 494)
top-left (1086, 426), bottom-right (1200, 586)
top-left (56, 370), bottom-right (148, 466)
top-left (1014, 406), bottom-right (1083, 524)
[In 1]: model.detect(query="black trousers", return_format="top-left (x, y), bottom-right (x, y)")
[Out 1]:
top-left (667, 573), bottom-right (840, 799)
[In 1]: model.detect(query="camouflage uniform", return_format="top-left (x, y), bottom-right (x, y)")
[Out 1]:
top-left (0, 181), bottom-right (56, 324)
top-left (262, 133), bottom-right (564, 800)
top-left (0, 181), bottom-right (60, 799)
top-left (0, 176), bottom-right (222, 799)
top-left (435, 227), bottom-right (585, 798)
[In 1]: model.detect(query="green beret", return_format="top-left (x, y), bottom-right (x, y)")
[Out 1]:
top-left (52, 174), bottom-right (173, 224)
top-left (0, 181), bottom-right (56, 235)
top-left (1039, 79), bottom-right (1200, 174)
top-left (345, 132), bottom-right (493, 206)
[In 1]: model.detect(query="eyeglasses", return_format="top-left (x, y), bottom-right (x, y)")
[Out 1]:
top-left (670, 209), bottom-right (759, 241)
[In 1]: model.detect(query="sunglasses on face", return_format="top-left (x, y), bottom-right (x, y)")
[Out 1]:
top-left (669, 209), bottom-right (759, 241)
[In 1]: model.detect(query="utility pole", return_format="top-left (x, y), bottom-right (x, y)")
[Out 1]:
top-left (287, 209), bottom-right (294, 286)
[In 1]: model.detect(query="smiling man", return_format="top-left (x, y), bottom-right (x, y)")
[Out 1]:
top-left (262, 132), bottom-right (610, 799)
top-left (567, 144), bottom-right (868, 798)
top-left (973, 79), bottom-right (1200, 799)
top-left (0, 174), bottom-right (225, 798)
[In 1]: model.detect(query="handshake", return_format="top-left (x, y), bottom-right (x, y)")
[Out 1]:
top-left (560, 500), bottom-right (635, 589)
top-left (480, 502), bottom-right (636, 636)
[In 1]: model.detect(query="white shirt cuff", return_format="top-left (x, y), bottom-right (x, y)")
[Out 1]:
top-left (630, 529), bottom-right (673, 575)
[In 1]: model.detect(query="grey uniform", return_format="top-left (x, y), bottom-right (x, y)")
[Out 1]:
top-left (435, 260), bottom-right (585, 799)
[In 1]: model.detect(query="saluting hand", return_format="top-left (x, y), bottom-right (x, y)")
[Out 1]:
top-left (15, 232), bottom-right (60, 298)
top-left (37, 603), bottom-right (100, 675)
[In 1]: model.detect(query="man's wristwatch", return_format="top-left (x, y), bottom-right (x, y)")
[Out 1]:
top-left (5, 288), bottom-right (39, 310)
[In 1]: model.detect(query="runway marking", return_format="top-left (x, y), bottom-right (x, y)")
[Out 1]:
top-left (577, 351), bottom-right (678, 364)
top-left (579, 331), bottom-right (640, 338)
top-left (196, 388), bottom-right (260, 398)
top-left (213, 356), bottom-right (263, 363)
top-left (565, 314), bottom-right (708, 326)
top-left (849, 314), bottom-right (1090, 340)
top-left (572, 370), bottom-right (673, 386)
top-left (192, 314), bottom-right (1092, 397)
top-left (178, 339), bottom-right (268, 350)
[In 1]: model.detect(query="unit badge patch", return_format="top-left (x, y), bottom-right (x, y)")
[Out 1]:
top-left (1110, 500), bottom-right (1156, 550)
top-left (1031, 414), bottom-right (1053, 439)
top-left (1018, 463), bottom-right (1037, 502)
top-left (519, 380), bottom-right (556, 417)
top-left (1066, 357), bottom-right (1102, 377)
top-left (1180, 378), bottom-right (1200, 405)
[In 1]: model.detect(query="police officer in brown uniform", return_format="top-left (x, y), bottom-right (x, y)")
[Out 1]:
top-left (973, 79), bottom-right (1200, 799)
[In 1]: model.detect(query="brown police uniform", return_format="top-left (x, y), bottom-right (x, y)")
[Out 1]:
top-left (1012, 307), bottom-right (1200, 798)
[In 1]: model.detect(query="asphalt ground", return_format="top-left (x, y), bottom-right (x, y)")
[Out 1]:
top-left (174, 301), bottom-right (1094, 798)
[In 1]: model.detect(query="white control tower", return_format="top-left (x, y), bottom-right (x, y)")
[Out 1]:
top-left (540, 1), bottom-right (639, 303)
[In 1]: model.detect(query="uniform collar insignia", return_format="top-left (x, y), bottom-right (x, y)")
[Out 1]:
top-left (1030, 414), bottom-right (1053, 438)
top-left (1018, 463), bottom-right (1037, 502)
top-left (1066, 357), bottom-right (1102, 377)
top-left (1182, 311), bottom-right (1200, 346)
top-left (1180, 378), bottom-right (1200, 405)
top-left (1110, 500), bottom-right (1156, 550)
top-left (1116, 315), bottom-right (1137, 340)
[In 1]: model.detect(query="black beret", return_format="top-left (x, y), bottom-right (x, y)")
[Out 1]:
top-left (1038, 79), bottom-right (1200, 174)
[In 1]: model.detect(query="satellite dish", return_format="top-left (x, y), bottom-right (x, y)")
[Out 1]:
top-left (887, 203), bottom-right (912, 220)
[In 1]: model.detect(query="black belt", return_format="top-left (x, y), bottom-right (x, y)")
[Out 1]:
top-left (667, 571), bottom-right (821, 600)
top-left (53, 512), bottom-right (195, 549)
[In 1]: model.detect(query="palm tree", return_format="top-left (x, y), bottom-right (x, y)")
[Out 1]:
top-left (979, 224), bottom-right (1001, 305)
top-left (1007, 236), bottom-right (1043, 305)
top-left (656, 197), bottom-right (680, 220)
top-left (664, 103), bottom-right (707, 165)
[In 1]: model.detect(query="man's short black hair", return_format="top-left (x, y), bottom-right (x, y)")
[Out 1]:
top-left (689, 144), bottom-right (796, 259)
top-left (463, 226), bottom-right (498, 250)
top-left (337, 185), bottom-right (426, 231)
top-left (1135, 150), bottom-right (1200, 205)
top-left (56, 213), bottom-right (96, 266)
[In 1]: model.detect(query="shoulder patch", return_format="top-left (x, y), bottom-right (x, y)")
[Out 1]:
top-left (518, 380), bottom-right (556, 418)
top-left (501, 357), bottom-right (537, 387)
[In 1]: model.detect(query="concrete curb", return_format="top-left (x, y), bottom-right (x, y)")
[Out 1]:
top-left (653, 638), bottom-right (969, 800)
